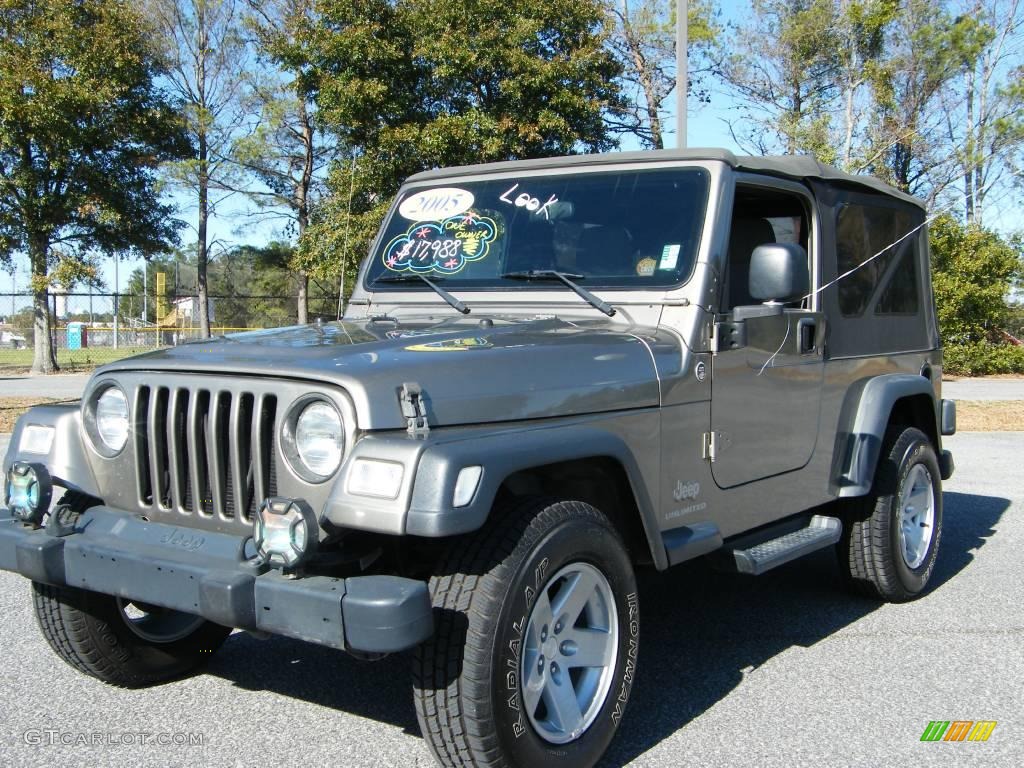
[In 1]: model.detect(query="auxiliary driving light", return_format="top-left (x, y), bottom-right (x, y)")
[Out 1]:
top-left (5, 461), bottom-right (53, 525)
top-left (252, 497), bottom-right (318, 569)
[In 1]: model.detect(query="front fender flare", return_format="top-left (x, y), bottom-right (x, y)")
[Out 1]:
top-left (402, 423), bottom-right (665, 568)
top-left (4, 404), bottom-right (99, 497)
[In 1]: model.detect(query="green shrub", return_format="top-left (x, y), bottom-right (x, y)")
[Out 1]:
top-left (930, 215), bottom-right (1023, 346)
top-left (943, 342), bottom-right (1024, 376)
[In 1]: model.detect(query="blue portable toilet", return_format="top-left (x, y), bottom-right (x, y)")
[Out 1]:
top-left (67, 322), bottom-right (87, 350)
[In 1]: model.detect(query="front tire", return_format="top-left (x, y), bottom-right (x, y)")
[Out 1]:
top-left (838, 426), bottom-right (943, 602)
top-left (413, 498), bottom-right (638, 768)
top-left (32, 583), bottom-right (231, 687)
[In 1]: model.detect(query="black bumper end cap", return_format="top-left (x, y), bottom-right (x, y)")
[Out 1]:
top-left (15, 534), bottom-right (66, 586)
top-left (342, 575), bottom-right (433, 653)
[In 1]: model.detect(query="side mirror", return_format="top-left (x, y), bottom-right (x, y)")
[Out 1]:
top-left (749, 243), bottom-right (809, 303)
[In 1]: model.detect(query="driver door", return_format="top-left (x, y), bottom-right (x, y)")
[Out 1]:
top-left (710, 185), bottom-right (825, 489)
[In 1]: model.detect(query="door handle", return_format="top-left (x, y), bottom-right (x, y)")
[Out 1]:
top-left (796, 318), bottom-right (817, 355)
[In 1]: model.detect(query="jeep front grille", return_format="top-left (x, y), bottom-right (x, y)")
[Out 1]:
top-left (132, 384), bottom-right (278, 525)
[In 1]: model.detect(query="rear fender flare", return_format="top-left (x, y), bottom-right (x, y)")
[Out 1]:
top-left (831, 374), bottom-right (937, 497)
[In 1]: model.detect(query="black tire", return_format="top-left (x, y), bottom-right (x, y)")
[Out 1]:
top-left (32, 582), bottom-right (231, 687)
top-left (838, 425), bottom-right (943, 602)
top-left (413, 498), bottom-right (638, 768)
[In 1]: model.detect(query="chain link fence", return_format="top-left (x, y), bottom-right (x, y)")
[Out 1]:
top-left (0, 290), bottom-right (340, 372)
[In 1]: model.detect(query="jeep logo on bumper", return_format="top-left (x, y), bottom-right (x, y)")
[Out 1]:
top-left (159, 528), bottom-right (206, 552)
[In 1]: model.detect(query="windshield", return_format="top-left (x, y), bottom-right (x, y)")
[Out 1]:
top-left (364, 168), bottom-right (709, 290)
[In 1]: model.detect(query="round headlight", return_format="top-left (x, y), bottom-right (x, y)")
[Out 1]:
top-left (95, 387), bottom-right (129, 452)
top-left (294, 400), bottom-right (344, 477)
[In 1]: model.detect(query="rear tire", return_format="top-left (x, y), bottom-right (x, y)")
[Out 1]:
top-left (413, 498), bottom-right (638, 768)
top-left (32, 582), bottom-right (230, 687)
top-left (838, 426), bottom-right (943, 602)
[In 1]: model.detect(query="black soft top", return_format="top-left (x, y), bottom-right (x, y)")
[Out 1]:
top-left (407, 148), bottom-right (925, 210)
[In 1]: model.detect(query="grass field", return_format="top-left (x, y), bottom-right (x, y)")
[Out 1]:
top-left (954, 400), bottom-right (1024, 431)
top-left (0, 347), bottom-right (147, 373)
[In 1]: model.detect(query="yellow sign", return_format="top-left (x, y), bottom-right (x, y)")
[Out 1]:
top-left (155, 272), bottom-right (167, 325)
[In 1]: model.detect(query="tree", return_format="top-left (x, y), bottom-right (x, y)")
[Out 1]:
top-left (148, 0), bottom-right (249, 337)
top-left (930, 213), bottom-right (1022, 345)
top-left (861, 1), bottom-right (969, 199)
top-left (215, 242), bottom-right (300, 327)
top-left (119, 254), bottom-right (179, 325)
top-left (235, 0), bottom-right (337, 324)
top-left (605, 1), bottom-right (717, 149)
top-left (296, 0), bottom-right (622, 292)
top-left (715, 0), bottom-right (840, 157)
top-left (941, 0), bottom-right (1024, 226)
top-left (832, 0), bottom-right (897, 170)
top-left (0, 0), bottom-right (185, 372)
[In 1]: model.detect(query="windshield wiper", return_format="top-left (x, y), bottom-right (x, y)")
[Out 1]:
top-left (373, 273), bottom-right (470, 315)
top-left (501, 270), bottom-right (616, 317)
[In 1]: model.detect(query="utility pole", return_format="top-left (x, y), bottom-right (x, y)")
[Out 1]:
top-left (113, 254), bottom-right (119, 350)
top-left (143, 266), bottom-right (148, 324)
top-left (676, 0), bottom-right (688, 149)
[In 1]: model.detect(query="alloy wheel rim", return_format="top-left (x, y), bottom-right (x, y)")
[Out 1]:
top-left (899, 463), bottom-right (935, 569)
top-left (520, 561), bottom-right (619, 745)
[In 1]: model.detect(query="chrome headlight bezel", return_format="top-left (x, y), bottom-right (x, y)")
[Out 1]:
top-left (281, 395), bottom-right (346, 483)
top-left (83, 382), bottom-right (130, 457)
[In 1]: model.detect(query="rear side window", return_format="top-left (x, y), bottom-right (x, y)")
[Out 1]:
top-left (835, 203), bottom-right (920, 317)
top-left (824, 192), bottom-right (934, 357)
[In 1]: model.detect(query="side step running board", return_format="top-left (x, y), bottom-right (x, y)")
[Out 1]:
top-left (729, 515), bottom-right (842, 576)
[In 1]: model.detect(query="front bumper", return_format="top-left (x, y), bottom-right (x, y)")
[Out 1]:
top-left (0, 507), bottom-right (433, 654)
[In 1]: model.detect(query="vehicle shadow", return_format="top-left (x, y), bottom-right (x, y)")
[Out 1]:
top-left (599, 490), bottom-right (1007, 766)
top-left (199, 490), bottom-right (1007, 761)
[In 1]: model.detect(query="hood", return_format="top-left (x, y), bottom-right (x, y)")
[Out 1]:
top-left (98, 316), bottom-right (668, 429)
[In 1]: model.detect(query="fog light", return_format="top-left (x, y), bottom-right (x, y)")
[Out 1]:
top-left (253, 497), bottom-right (318, 569)
top-left (5, 461), bottom-right (53, 525)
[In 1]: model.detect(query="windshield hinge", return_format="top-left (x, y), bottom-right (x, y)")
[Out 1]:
top-left (400, 382), bottom-right (430, 438)
top-left (711, 319), bottom-right (746, 354)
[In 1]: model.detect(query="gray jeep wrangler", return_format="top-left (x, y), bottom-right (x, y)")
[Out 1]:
top-left (2, 149), bottom-right (956, 768)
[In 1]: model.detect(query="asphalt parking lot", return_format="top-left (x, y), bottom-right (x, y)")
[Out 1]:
top-left (0, 428), bottom-right (1019, 767)
top-left (0, 373), bottom-right (91, 399)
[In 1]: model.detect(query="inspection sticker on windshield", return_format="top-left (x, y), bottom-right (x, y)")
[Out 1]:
top-left (659, 244), bottom-right (681, 270)
top-left (399, 187), bottom-right (475, 221)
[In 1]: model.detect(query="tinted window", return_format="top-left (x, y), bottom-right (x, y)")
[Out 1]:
top-left (365, 169), bottom-right (709, 290)
top-left (876, 242), bottom-right (920, 314)
top-left (724, 187), bottom-right (810, 310)
top-left (835, 203), bottom-right (920, 317)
